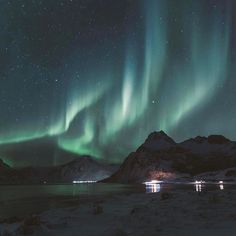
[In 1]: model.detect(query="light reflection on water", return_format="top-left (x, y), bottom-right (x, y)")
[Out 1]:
top-left (0, 184), bottom-right (144, 218)
top-left (219, 181), bottom-right (224, 190)
top-left (195, 183), bottom-right (202, 192)
top-left (145, 180), bottom-right (230, 193)
top-left (0, 182), bottom-right (234, 218)
top-left (145, 183), bottom-right (161, 193)
top-left (194, 181), bottom-right (225, 192)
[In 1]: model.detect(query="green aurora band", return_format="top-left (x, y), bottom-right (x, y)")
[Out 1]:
top-left (0, 0), bottom-right (232, 163)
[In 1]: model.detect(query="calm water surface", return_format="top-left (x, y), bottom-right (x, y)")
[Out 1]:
top-left (0, 183), bottom-right (143, 218)
top-left (0, 182), bottom-right (235, 218)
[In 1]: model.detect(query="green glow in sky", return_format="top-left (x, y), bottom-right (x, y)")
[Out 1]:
top-left (0, 0), bottom-right (232, 164)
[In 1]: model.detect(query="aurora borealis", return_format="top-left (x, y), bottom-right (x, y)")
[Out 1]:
top-left (0, 0), bottom-right (235, 165)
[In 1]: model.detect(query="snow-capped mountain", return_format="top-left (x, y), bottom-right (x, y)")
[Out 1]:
top-left (0, 156), bottom-right (117, 184)
top-left (103, 131), bottom-right (236, 183)
top-left (44, 156), bottom-right (117, 183)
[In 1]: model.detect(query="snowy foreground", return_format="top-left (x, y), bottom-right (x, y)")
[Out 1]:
top-left (1, 187), bottom-right (236, 236)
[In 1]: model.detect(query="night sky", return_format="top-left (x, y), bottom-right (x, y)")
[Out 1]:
top-left (0, 0), bottom-right (236, 165)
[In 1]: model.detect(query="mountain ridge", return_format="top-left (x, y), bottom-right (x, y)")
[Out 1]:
top-left (103, 131), bottom-right (236, 183)
top-left (0, 156), bottom-right (118, 184)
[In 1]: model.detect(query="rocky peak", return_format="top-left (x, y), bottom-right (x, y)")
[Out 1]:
top-left (138, 131), bottom-right (176, 152)
top-left (146, 131), bottom-right (175, 143)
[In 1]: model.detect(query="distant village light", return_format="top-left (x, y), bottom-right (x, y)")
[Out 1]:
top-left (73, 180), bottom-right (97, 184)
top-left (144, 180), bottom-right (163, 185)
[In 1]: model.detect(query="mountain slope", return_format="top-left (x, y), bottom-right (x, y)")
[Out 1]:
top-left (0, 156), bottom-right (117, 184)
top-left (103, 131), bottom-right (236, 183)
top-left (137, 131), bottom-right (176, 152)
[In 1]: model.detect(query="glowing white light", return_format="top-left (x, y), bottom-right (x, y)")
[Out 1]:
top-left (195, 183), bottom-right (201, 192)
top-left (144, 180), bottom-right (162, 193)
top-left (145, 183), bottom-right (161, 193)
top-left (220, 184), bottom-right (224, 190)
top-left (72, 180), bottom-right (97, 184)
top-left (144, 180), bottom-right (163, 185)
top-left (195, 180), bottom-right (205, 184)
top-left (218, 181), bottom-right (224, 190)
top-left (195, 180), bottom-right (204, 192)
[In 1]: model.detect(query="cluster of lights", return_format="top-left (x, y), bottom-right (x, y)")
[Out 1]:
top-left (144, 180), bottom-right (163, 185)
top-left (72, 180), bottom-right (97, 184)
top-left (143, 179), bottom-right (226, 193)
top-left (195, 181), bottom-right (203, 192)
top-left (195, 180), bottom-right (205, 184)
top-left (194, 180), bottom-right (224, 192)
top-left (144, 180), bottom-right (163, 193)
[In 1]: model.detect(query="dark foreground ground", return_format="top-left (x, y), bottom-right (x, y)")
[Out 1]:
top-left (1, 186), bottom-right (236, 236)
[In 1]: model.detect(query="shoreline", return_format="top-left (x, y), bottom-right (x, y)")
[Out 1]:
top-left (1, 184), bottom-right (236, 235)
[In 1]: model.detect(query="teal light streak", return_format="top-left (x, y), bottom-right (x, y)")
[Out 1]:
top-left (0, 1), bottom-right (232, 163)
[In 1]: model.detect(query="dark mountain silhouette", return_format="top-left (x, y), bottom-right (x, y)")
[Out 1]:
top-left (0, 156), bottom-right (117, 184)
top-left (103, 131), bottom-right (236, 183)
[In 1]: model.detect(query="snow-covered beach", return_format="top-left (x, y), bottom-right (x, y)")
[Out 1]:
top-left (1, 183), bottom-right (236, 236)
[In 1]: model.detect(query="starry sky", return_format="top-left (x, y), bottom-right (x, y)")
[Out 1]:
top-left (0, 0), bottom-right (236, 165)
